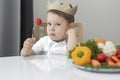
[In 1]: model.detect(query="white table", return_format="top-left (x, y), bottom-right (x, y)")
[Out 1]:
top-left (0, 55), bottom-right (120, 80)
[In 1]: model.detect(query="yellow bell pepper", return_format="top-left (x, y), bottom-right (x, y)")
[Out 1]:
top-left (71, 46), bottom-right (92, 66)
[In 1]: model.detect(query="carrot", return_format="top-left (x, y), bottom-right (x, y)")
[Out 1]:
top-left (95, 39), bottom-right (106, 44)
top-left (116, 62), bottom-right (120, 67)
top-left (91, 59), bottom-right (101, 67)
top-left (111, 55), bottom-right (120, 63)
top-left (108, 60), bottom-right (116, 66)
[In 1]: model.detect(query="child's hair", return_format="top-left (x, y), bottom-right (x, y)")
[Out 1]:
top-left (48, 10), bottom-right (74, 24)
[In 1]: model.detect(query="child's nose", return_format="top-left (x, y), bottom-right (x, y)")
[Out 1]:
top-left (50, 25), bottom-right (55, 30)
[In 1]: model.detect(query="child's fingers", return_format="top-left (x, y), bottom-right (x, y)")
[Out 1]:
top-left (28, 38), bottom-right (36, 44)
top-left (24, 43), bottom-right (33, 48)
top-left (23, 38), bottom-right (35, 48)
top-left (25, 38), bottom-right (35, 44)
top-left (31, 38), bottom-right (36, 44)
top-left (21, 48), bottom-right (32, 56)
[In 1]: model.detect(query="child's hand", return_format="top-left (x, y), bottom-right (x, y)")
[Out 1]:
top-left (66, 28), bottom-right (76, 38)
top-left (20, 38), bottom-right (35, 56)
top-left (66, 28), bottom-right (77, 50)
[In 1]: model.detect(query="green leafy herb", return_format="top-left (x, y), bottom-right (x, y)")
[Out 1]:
top-left (116, 45), bottom-right (120, 50)
top-left (80, 39), bottom-right (100, 58)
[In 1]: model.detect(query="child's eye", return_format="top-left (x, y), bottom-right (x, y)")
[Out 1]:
top-left (55, 23), bottom-right (60, 26)
top-left (47, 23), bottom-right (51, 26)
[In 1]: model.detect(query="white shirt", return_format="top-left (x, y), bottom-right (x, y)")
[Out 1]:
top-left (32, 36), bottom-right (67, 55)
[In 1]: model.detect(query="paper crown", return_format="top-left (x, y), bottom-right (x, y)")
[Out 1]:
top-left (47, 0), bottom-right (78, 16)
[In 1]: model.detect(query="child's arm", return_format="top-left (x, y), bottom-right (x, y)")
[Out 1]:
top-left (20, 38), bottom-right (36, 56)
top-left (66, 28), bottom-right (77, 51)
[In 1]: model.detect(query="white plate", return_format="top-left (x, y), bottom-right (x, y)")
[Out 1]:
top-left (72, 62), bottom-right (120, 73)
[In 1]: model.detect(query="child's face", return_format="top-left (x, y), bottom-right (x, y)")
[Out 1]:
top-left (47, 12), bottom-right (69, 42)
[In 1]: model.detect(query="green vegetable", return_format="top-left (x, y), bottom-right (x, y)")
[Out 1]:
top-left (116, 45), bottom-right (120, 50)
top-left (80, 39), bottom-right (100, 58)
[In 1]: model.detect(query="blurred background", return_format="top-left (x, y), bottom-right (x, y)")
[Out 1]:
top-left (0, 0), bottom-right (120, 57)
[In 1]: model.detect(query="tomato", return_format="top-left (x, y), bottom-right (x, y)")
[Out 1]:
top-left (35, 18), bottom-right (42, 25)
top-left (96, 53), bottom-right (107, 62)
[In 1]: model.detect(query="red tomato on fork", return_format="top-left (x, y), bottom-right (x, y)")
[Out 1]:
top-left (35, 18), bottom-right (42, 26)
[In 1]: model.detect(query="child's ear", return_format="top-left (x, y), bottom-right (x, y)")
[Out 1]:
top-left (69, 22), bottom-right (75, 28)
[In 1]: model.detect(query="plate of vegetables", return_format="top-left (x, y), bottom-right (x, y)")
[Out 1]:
top-left (72, 62), bottom-right (120, 73)
top-left (69, 39), bottom-right (120, 73)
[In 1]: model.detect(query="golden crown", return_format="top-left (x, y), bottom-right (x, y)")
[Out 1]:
top-left (47, 0), bottom-right (78, 16)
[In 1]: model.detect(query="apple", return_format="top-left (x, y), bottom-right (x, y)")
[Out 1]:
top-left (115, 49), bottom-right (120, 59)
top-left (117, 54), bottom-right (120, 59)
top-left (96, 53), bottom-right (107, 62)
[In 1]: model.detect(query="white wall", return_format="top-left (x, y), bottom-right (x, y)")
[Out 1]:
top-left (33, 0), bottom-right (120, 44)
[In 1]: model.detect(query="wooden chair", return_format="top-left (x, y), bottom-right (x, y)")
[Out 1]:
top-left (33, 22), bottom-right (82, 42)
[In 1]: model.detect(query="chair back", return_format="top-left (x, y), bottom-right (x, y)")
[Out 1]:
top-left (74, 22), bottom-right (82, 42)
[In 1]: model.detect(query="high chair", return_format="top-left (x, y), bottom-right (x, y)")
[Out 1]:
top-left (33, 22), bottom-right (82, 42)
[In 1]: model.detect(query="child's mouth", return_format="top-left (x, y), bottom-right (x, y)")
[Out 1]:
top-left (50, 33), bottom-right (55, 36)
